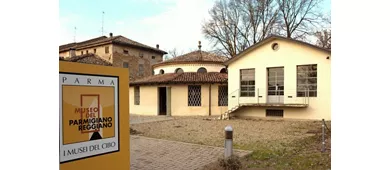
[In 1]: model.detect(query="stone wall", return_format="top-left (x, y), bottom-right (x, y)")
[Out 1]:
top-left (112, 52), bottom-right (153, 81)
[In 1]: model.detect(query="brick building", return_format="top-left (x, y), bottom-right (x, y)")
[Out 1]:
top-left (59, 33), bottom-right (167, 80)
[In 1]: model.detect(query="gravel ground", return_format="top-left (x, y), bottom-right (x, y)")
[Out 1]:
top-left (130, 116), bottom-right (326, 149)
top-left (130, 116), bottom-right (331, 170)
top-left (129, 114), bottom-right (173, 125)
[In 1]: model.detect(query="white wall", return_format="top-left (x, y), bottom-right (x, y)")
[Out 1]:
top-left (154, 63), bottom-right (226, 74)
top-left (227, 39), bottom-right (331, 120)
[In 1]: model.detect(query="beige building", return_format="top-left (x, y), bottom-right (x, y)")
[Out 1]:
top-left (129, 45), bottom-right (229, 116)
top-left (59, 33), bottom-right (167, 80)
top-left (223, 35), bottom-right (331, 120)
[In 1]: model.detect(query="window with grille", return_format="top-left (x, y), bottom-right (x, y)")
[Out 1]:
top-left (218, 85), bottom-right (228, 106)
top-left (105, 46), bottom-right (109, 53)
top-left (134, 86), bottom-right (140, 105)
top-left (266, 109), bottom-right (283, 117)
top-left (138, 64), bottom-right (144, 76)
top-left (240, 69), bottom-right (255, 97)
top-left (297, 64), bottom-right (317, 97)
top-left (188, 85), bottom-right (201, 106)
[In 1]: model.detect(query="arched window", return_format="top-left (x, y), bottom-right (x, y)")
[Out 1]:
top-left (159, 69), bottom-right (165, 74)
top-left (197, 67), bottom-right (207, 73)
top-left (220, 68), bottom-right (227, 73)
top-left (175, 68), bottom-right (184, 73)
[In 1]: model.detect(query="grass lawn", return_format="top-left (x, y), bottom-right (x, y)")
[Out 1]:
top-left (130, 116), bottom-right (331, 170)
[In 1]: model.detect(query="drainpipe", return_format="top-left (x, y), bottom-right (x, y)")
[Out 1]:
top-left (209, 84), bottom-right (211, 116)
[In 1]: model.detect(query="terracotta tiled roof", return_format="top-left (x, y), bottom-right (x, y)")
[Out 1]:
top-left (153, 50), bottom-right (228, 68)
top-left (59, 36), bottom-right (107, 52)
top-left (130, 72), bottom-right (228, 86)
top-left (59, 42), bottom-right (77, 52)
top-left (59, 54), bottom-right (112, 66)
top-left (59, 35), bottom-right (167, 54)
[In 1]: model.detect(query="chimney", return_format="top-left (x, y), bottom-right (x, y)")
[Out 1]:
top-left (109, 32), bottom-right (113, 37)
top-left (156, 44), bottom-right (159, 49)
top-left (70, 48), bottom-right (76, 57)
top-left (198, 41), bottom-right (202, 51)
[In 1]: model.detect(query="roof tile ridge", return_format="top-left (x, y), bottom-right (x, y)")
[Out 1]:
top-left (172, 72), bottom-right (184, 81)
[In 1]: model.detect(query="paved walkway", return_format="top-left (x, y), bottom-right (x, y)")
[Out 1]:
top-left (130, 135), bottom-right (252, 170)
top-left (129, 114), bottom-right (174, 125)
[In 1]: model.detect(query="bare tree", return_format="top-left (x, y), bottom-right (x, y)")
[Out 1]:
top-left (276, 0), bottom-right (324, 39)
top-left (167, 48), bottom-right (184, 60)
top-left (202, 0), bottom-right (280, 58)
top-left (209, 48), bottom-right (231, 58)
top-left (315, 29), bottom-right (331, 49)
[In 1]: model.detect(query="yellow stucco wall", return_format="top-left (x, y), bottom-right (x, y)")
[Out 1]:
top-left (61, 44), bottom-right (114, 61)
top-left (129, 86), bottom-right (158, 115)
top-left (228, 39), bottom-right (331, 120)
top-left (129, 84), bottom-right (228, 116)
top-left (154, 63), bottom-right (226, 74)
top-left (59, 51), bottom-right (69, 58)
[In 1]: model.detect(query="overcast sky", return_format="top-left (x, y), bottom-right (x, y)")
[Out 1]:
top-left (60, 0), bottom-right (330, 54)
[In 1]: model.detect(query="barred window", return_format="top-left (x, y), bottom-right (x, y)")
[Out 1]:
top-left (266, 109), bottom-right (283, 117)
top-left (134, 86), bottom-right (140, 105)
top-left (297, 64), bottom-right (317, 97)
top-left (218, 85), bottom-right (228, 106)
top-left (240, 69), bottom-right (255, 97)
top-left (188, 85), bottom-right (201, 106)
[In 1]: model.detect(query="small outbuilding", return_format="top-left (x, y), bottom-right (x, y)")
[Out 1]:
top-left (129, 44), bottom-right (229, 116)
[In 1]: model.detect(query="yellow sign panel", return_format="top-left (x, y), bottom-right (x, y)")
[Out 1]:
top-left (59, 61), bottom-right (129, 170)
top-left (62, 86), bottom-right (115, 144)
top-left (60, 73), bottom-right (119, 163)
